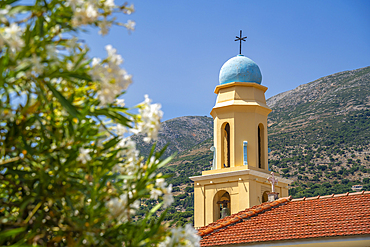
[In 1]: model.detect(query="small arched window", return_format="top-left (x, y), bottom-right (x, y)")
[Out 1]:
top-left (214, 191), bottom-right (230, 221)
top-left (262, 191), bottom-right (269, 203)
top-left (222, 123), bottom-right (230, 168)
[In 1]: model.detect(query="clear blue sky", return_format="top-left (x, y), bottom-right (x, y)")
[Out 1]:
top-left (81, 0), bottom-right (370, 121)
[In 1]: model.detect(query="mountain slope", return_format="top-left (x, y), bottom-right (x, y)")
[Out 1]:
top-left (132, 116), bottom-right (213, 158)
top-left (266, 66), bottom-right (370, 189)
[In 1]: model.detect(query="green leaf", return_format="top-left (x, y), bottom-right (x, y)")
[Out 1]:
top-left (157, 155), bottom-right (174, 169)
top-left (102, 137), bottom-right (120, 151)
top-left (143, 202), bottom-right (163, 222)
top-left (74, 50), bottom-right (88, 70)
top-left (116, 175), bottom-right (134, 180)
top-left (155, 144), bottom-right (170, 159)
top-left (139, 207), bottom-right (168, 246)
top-left (45, 82), bottom-right (80, 118)
top-left (93, 109), bottom-right (131, 125)
top-left (65, 72), bottom-right (91, 81)
top-left (7, 5), bottom-right (32, 15)
top-left (0, 0), bottom-right (17, 7)
top-left (0, 227), bottom-right (25, 239)
top-left (37, 16), bottom-right (44, 37)
top-left (21, 133), bottom-right (34, 156)
top-left (19, 197), bottom-right (34, 213)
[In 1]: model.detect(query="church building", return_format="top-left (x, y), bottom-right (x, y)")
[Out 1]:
top-left (190, 52), bottom-right (292, 228)
top-left (190, 37), bottom-right (370, 246)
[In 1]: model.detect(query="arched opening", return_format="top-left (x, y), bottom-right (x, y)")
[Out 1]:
top-left (221, 123), bottom-right (230, 168)
top-left (258, 123), bottom-right (265, 169)
top-left (213, 190), bottom-right (230, 221)
top-left (262, 191), bottom-right (269, 203)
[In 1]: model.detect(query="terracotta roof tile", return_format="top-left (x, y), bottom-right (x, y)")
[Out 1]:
top-left (199, 191), bottom-right (370, 246)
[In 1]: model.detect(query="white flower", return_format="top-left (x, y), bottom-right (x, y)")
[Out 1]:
top-left (125, 157), bottom-right (139, 176)
top-left (158, 236), bottom-right (171, 247)
top-left (150, 189), bottom-right (162, 200)
top-left (106, 193), bottom-right (140, 223)
top-left (130, 199), bottom-right (140, 212)
top-left (90, 57), bottom-right (102, 80)
top-left (104, 0), bottom-right (116, 10)
top-left (123, 4), bottom-right (135, 15)
top-left (125, 20), bottom-right (135, 31)
top-left (112, 123), bottom-right (127, 136)
top-left (0, 5), bottom-right (11, 23)
top-left (46, 44), bottom-right (58, 60)
top-left (77, 148), bottom-right (92, 164)
top-left (0, 5), bottom-right (10, 15)
top-left (67, 62), bottom-right (74, 71)
top-left (165, 184), bottom-right (173, 194)
top-left (116, 137), bottom-right (138, 158)
top-left (90, 45), bottom-right (132, 105)
top-left (158, 224), bottom-right (200, 247)
top-left (6, 37), bottom-right (25, 52)
top-left (66, 37), bottom-right (80, 51)
top-left (98, 84), bottom-right (116, 105)
top-left (92, 57), bottom-right (101, 67)
top-left (85, 4), bottom-right (98, 19)
top-left (147, 156), bottom-right (159, 168)
top-left (4, 23), bottom-right (22, 38)
top-left (65, 0), bottom-right (84, 9)
top-left (2, 23), bottom-right (24, 52)
top-left (98, 18), bottom-right (112, 36)
top-left (70, 3), bottom-right (99, 27)
top-left (132, 95), bottom-right (163, 143)
top-left (106, 193), bottom-right (128, 222)
top-left (23, 54), bottom-right (44, 75)
top-left (106, 45), bottom-right (123, 65)
top-left (30, 55), bottom-right (44, 74)
top-left (112, 162), bottom-right (125, 174)
top-left (156, 178), bottom-right (167, 189)
top-left (183, 224), bottom-right (201, 246)
top-left (113, 137), bottom-right (141, 176)
top-left (163, 184), bottom-right (174, 208)
top-left (115, 98), bottom-right (125, 107)
top-left (50, 24), bottom-right (61, 35)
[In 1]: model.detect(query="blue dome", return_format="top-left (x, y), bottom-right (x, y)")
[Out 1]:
top-left (219, 55), bottom-right (262, 85)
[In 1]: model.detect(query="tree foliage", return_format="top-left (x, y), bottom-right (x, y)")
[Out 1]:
top-left (0, 1), bottom-right (200, 246)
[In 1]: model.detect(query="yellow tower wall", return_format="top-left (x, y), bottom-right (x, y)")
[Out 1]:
top-left (190, 81), bottom-right (293, 229)
top-left (191, 169), bottom-right (292, 228)
top-left (210, 82), bottom-right (271, 171)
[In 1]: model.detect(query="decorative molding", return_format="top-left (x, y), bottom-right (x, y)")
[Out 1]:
top-left (189, 169), bottom-right (293, 184)
top-left (213, 99), bottom-right (271, 111)
top-left (214, 82), bottom-right (268, 94)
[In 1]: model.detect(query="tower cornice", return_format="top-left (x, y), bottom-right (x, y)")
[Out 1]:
top-left (214, 82), bottom-right (268, 94)
top-left (189, 168), bottom-right (293, 185)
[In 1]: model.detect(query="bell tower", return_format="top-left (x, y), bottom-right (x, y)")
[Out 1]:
top-left (211, 79), bottom-right (271, 171)
top-left (190, 54), bottom-right (293, 228)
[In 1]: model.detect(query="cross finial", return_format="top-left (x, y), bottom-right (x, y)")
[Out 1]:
top-left (267, 172), bottom-right (278, 193)
top-left (234, 30), bottom-right (247, 55)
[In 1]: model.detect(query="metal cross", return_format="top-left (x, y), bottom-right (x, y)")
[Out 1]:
top-left (235, 30), bottom-right (247, 54)
top-left (267, 172), bottom-right (278, 193)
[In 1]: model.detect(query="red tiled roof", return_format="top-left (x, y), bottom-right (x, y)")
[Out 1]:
top-left (199, 191), bottom-right (370, 246)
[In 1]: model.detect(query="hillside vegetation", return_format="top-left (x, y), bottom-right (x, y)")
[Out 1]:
top-left (135, 66), bottom-right (370, 227)
top-left (267, 66), bottom-right (370, 197)
top-left (132, 116), bottom-right (212, 158)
